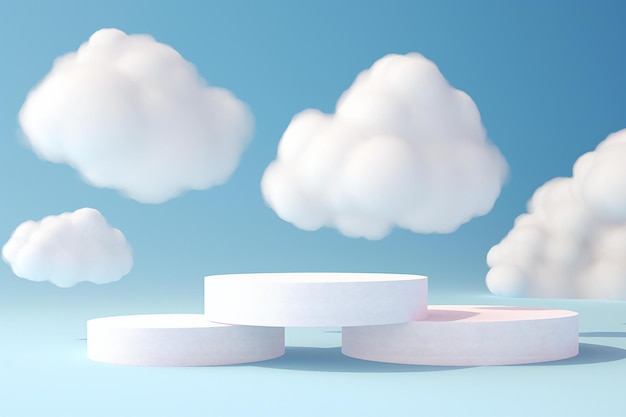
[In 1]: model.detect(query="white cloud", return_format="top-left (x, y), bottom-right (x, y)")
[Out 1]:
top-left (487, 129), bottom-right (626, 300)
top-left (19, 28), bottom-right (253, 203)
top-left (261, 53), bottom-right (508, 239)
top-left (2, 208), bottom-right (133, 288)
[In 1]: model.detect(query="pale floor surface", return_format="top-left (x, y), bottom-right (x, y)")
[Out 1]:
top-left (1, 291), bottom-right (624, 417)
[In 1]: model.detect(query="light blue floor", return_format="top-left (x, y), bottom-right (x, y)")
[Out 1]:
top-left (1, 290), bottom-right (624, 417)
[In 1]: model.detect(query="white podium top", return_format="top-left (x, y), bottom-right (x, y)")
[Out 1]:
top-left (204, 272), bottom-right (428, 327)
top-left (90, 314), bottom-right (228, 329)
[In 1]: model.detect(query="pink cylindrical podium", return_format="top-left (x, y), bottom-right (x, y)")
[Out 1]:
top-left (342, 305), bottom-right (578, 366)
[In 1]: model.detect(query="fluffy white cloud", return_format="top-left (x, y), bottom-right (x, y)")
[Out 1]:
top-left (487, 129), bottom-right (626, 300)
top-left (19, 28), bottom-right (253, 203)
top-left (2, 208), bottom-right (133, 288)
top-left (261, 53), bottom-right (508, 239)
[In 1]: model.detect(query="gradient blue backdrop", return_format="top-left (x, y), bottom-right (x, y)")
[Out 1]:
top-left (1, 2), bottom-right (625, 417)
top-left (2, 0), bottom-right (626, 298)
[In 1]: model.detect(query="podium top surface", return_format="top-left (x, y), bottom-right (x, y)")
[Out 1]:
top-left (205, 272), bottom-right (427, 284)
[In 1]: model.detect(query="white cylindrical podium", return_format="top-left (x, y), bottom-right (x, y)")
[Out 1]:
top-left (87, 314), bottom-right (285, 366)
top-left (342, 305), bottom-right (579, 366)
top-left (204, 273), bottom-right (428, 327)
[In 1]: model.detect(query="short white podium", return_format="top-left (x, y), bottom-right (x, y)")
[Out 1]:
top-left (87, 314), bottom-right (285, 366)
top-left (342, 306), bottom-right (578, 366)
top-left (204, 273), bottom-right (428, 327)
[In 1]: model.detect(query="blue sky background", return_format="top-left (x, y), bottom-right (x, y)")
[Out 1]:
top-left (1, 2), bottom-right (626, 417)
top-left (2, 0), bottom-right (625, 304)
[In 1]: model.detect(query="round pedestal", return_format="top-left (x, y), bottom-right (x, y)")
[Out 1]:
top-left (342, 306), bottom-right (579, 365)
top-left (204, 272), bottom-right (428, 327)
top-left (87, 314), bottom-right (285, 366)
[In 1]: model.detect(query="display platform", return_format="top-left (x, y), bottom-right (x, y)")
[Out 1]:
top-left (204, 272), bottom-right (428, 327)
top-left (87, 314), bottom-right (285, 366)
top-left (342, 305), bottom-right (579, 365)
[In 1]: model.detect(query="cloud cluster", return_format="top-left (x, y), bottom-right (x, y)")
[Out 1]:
top-left (2, 208), bottom-right (133, 288)
top-left (487, 129), bottom-right (626, 300)
top-left (261, 53), bottom-right (508, 239)
top-left (19, 28), bottom-right (253, 203)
